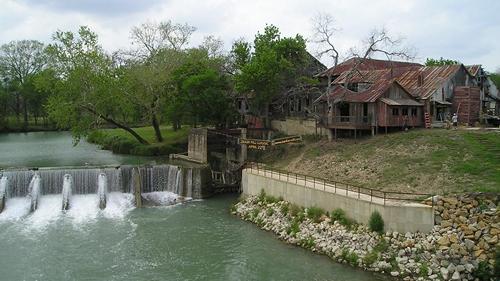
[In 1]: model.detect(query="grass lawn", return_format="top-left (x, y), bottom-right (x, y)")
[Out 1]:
top-left (88, 125), bottom-right (189, 156)
top-left (99, 126), bottom-right (189, 145)
top-left (265, 129), bottom-right (500, 195)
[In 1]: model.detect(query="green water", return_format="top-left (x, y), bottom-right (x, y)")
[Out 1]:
top-left (0, 195), bottom-right (382, 281)
top-left (0, 131), bottom-right (156, 168)
top-left (0, 132), bottom-right (382, 280)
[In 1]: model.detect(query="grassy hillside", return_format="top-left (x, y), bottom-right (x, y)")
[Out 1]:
top-left (263, 129), bottom-right (500, 195)
top-left (87, 126), bottom-right (189, 156)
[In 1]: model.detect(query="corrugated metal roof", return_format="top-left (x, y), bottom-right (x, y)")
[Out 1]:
top-left (466, 65), bottom-right (481, 77)
top-left (318, 57), bottom-right (422, 77)
top-left (380, 98), bottom-right (424, 106)
top-left (333, 69), bottom-right (391, 84)
top-left (396, 65), bottom-right (464, 99)
top-left (325, 79), bottom-right (410, 103)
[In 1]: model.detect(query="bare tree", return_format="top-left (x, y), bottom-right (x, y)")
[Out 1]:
top-left (129, 20), bottom-right (196, 60)
top-left (312, 13), bottom-right (340, 68)
top-left (340, 27), bottom-right (416, 91)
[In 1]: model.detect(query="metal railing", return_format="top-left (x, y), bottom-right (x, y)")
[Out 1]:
top-left (244, 162), bottom-right (433, 207)
top-left (320, 115), bottom-right (372, 127)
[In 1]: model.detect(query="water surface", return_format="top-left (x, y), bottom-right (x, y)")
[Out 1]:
top-left (0, 195), bottom-right (382, 281)
top-left (0, 131), bottom-right (157, 168)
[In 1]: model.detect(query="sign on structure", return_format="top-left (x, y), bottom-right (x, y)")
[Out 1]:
top-left (239, 136), bottom-right (302, 150)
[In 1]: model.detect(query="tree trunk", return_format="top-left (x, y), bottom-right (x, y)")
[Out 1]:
top-left (15, 93), bottom-right (21, 124)
top-left (81, 105), bottom-right (150, 145)
top-left (151, 114), bottom-right (163, 142)
top-left (22, 97), bottom-right (28, 130)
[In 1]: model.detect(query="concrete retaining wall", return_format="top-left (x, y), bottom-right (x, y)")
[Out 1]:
top-left (242, 170), bottom-right (434, 233)
top-left (271, 118), bottom-right (329, 136)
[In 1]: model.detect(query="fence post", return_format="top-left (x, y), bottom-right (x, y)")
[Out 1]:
top-left (324, 181), bottom-right (326, 191)
top-left (358, 187), bottom-right (360, 198)
top-left (346, 184), bottom-right (348, 196)
top-left (383, 192), bottom-right (386, 206)
top-left (370, 189), bottom-right (373, 203)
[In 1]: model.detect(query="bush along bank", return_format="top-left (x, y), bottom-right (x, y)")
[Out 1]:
top-left (231, 192), bottom-right (499, 281)
top-left (87, 131), bottom-right (186, 156)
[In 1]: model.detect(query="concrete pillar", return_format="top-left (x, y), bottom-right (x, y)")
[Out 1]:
top-left (239, 128), bottom-right (247, 163)
top-left (132, 168), bottom-right (142, 208)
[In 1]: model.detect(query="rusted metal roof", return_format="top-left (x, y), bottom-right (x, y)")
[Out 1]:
top-left (380, 98), bottom-right (423, 106)
top-left (466, 65), bottom-right (481, 77)
top-left (318, 57), bottom-right (422, 77)
top-left (396, 64), bottom-right (464, 99)
top-left (325, 79), bottom-right (411, 103)
top-left (333, 69), bottom-right (391, 84)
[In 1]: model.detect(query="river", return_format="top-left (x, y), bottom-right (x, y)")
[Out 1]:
top-left (0, 131), bottom-right (382, 281)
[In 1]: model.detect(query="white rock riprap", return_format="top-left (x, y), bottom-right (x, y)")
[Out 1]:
top-left (232, 193), bottom-right (498, 281)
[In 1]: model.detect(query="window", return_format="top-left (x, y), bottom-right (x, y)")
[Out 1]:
top-left (402, 107), bottom-right (408, 116)
top-left (392, 108), bottom-right (399, 116)
top-left (305, 97), bottom-right (310, 107)
top-left (290, 98), bottom-right (295, 112)
top-left (411, 107), bottom-right (417, 116)
top-left (298, 99), bottom-right (302, 112)
top-left (347, 83), bottom-right (359, 92)
top-left (238, 100), bottom-right (243, 110)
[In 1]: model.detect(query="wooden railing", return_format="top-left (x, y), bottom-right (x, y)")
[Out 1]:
top-left (321, 115), bottom-right (372, 127)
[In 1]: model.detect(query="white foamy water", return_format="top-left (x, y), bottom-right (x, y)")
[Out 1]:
top-left (0, 197), bottom-right (31, 221)
top-left (0, 193), bottom-right (136, 230)
top-left (141, 191), bottom-right (192, 206)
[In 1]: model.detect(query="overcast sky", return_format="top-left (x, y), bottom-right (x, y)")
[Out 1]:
top-left (1, 0), bottom-right (499, 72)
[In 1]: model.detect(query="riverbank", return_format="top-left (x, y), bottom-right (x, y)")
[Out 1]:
top-left (87, 126), bottom-right (189, 156)
top-left (232, 192), bottom-right (499, 281)
top-left (259, 129), bottom-right (500, 195)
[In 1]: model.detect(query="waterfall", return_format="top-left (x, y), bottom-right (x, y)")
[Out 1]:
top-left (61, 174), bottom-right (73, 211)
top-left (29, 174), bottom-right (42, 212)
top-left (0, 164), bottom-right (206, 202)
top-left (97, 173), bottom-right (108, 210)
top-left (0, 176), bottom-right (8, 213)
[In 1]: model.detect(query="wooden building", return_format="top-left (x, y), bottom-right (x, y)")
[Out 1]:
top-left (320, 69), bottom-right (424, 136)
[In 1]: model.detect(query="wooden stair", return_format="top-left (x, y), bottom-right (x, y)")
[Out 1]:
top-left (424, 112), bottom-right (431, 129)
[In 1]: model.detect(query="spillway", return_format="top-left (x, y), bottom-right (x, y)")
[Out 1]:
top-left (0, 164), bottom-right (211, 218)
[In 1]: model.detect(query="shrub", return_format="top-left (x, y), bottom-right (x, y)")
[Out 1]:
top-left (286, 220), bottom-right (301, 237)
top-left (419, 262), bottom-right (429, 277)
top-left (251, 208), bottom-right (260, 219)
top-left (306, 206), bottom-right (325, 223)
top-left (265, 208), bottom-right (275, 216)
top-left (280, 202), bottom-right (289, 215)
top-left (330, 208), bottom-right (354, 227)
top-left (300, 237), bottom-right (316, 249)
top-left (363, 250), bottom-right (378, 266)
top-left (474, 261), bottom-right (492, 281)
top-left (257, 189), bottom-right (266, 203)
top-left (265, 194), bottom-right (279, 204)
top-left (373, 239), bottom-right (389, 253)
top-left (369, 211), bottom-right (384, 233)
top-left (346, 251), bottom-right (359, 266)
top-left (289, 203), bottom-right (303, 217)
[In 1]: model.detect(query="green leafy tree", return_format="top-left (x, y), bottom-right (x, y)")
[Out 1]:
top-left (46, 26), bottom-right (148, 144)
top-left (233, 25), bottom-right (307, 125)
top-left (425, 57), bottom-right (459, 66)
top-left (171, 48), bottom-right (236, 127)
top-left (490, 69), bottom-right (500, 89)
top-left (124, 20), bottom-right (196, 141)
top-left (0, 40), bottom-right (47, 128)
